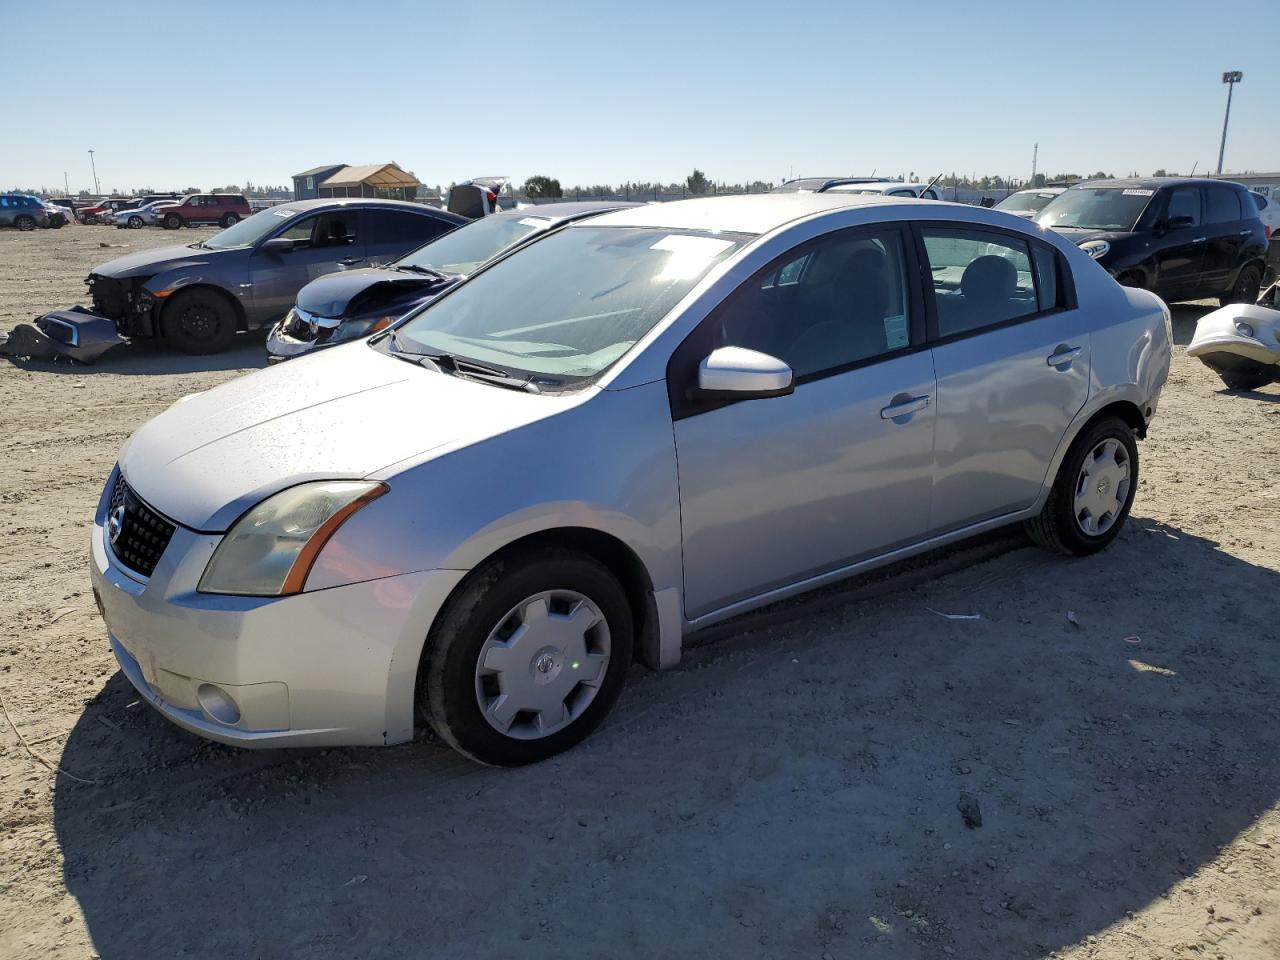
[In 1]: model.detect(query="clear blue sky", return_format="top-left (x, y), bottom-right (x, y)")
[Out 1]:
top-left (5, 0), bottom-right (1276, 193)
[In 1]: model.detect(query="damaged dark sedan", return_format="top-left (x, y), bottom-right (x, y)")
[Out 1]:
top-left (3, 199), bottom-right (463, 362)
top-left (266, 201), bottom-right (637, 360)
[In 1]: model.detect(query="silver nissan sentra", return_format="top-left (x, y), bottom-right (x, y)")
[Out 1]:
top-left (91, 194), bottom-right (1171, 765)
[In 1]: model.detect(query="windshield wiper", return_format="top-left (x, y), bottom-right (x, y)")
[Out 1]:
top-left (394, 263), bottom-right (450, 279)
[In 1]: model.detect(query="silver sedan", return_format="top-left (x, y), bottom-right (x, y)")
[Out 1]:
top-left (91, 194), bottom-right (1171, 764)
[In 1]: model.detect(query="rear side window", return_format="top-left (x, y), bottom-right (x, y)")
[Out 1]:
top-left (1244, 191), bottom-right (1266, 218)
top-left (367, 209), bottom-right (454, 247)
top-left (1204, 186), bottom-right (1240, 224)
top-left (919, 228), bottom-right (1038, 337)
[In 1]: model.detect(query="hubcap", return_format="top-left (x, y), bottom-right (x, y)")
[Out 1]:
top-left (181, 305), bottom-right (218, 340)
top-left (1073, 438), bottom-right (1131, 536)
top-left (474, 590), bottom-right (610, 740)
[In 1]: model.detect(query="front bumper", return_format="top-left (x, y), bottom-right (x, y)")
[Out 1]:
top-left (0, 308), bottom-right (126, 363)
top-left (90, 471), bottom-right (466, 747)
top-left (264, 321), bottom-right (322, 361)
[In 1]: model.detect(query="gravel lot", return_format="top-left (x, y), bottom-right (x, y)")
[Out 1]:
top-left (1, 224), bottom-right (1278, 959)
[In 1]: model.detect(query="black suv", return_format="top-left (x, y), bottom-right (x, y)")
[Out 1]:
top-left (1036, 178), bottom-right (1269, 305)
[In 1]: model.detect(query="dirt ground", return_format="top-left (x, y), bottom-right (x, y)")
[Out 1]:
top-left (1, 223), bottom-right (1278, 960)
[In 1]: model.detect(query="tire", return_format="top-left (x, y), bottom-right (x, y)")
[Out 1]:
top-left (160, 288), bottom-right (237, 354)
top-left (1221, 263), bottom-right (1263, 307)
top-left (127, 215), bottom-right (144, 229)
top-left (219, 213), bottom-right (240, 228)
top-left (163, 213), bottom-right (182, 230)
top-left (421, 547), bottom-right (633, 766)
top-left (15, 215), bottom-right (35, 232)
top-left (1219, 368), bottom-right (1277, 391)
top-left (1025, 416), bottom-right (1139, 557)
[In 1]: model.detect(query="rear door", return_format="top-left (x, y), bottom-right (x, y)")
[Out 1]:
top-left (920, 224), bottom-right (1090, 534)
top-left (1152, 185), bottom-right (1206, 297)
top-left (363, 208), bottom-right (456, 267)
top-left (247, 209), bottom-right (368, 324)
top-left (1200, 184), bottom-right (1248, 293)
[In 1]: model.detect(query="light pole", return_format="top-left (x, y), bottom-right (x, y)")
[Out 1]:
top-left (87, 149), bottom-right (99, 195)
top-left (1216, 71), bottom-right (1243, 175)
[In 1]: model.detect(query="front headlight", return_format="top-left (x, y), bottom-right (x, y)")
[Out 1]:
top-left (331, 315), bottom-right (397, 344)
top-left (198, 481), bottom-right (387, 596)
top-left (1079, 239), bottom-right (1111, 260)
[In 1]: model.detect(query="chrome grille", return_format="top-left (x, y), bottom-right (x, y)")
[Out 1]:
top-left (107, 473), bottom-right (176, 578)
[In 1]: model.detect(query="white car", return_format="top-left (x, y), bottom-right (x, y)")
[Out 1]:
top-left (1248, 191), bottom-right (1278, 240)
top-left (994, 187), bottom-right (1068, 219)
top-left (114, 200), bottom-right (178, 230)
top-left (823, 181), bottom-right (941, 200)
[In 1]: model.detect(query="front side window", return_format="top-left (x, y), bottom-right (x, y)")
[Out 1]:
top-left (392, 226), bottom-right (746, 381)
top-left (920, 228), bottom-right (1038, 337)
top-left (1165, 187), bottom-right (1201, 226)
top-left (397, 213), bottom-right (548, 277)
top-left (277, 211), bottom-right (359, 247)
top-left (713, 227), bottom-right (914, 379)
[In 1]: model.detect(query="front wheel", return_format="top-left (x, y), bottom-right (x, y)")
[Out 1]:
top-left (219, 213), bottom-right (240, 228)
top-left (1026, 416), bottom-right (1139, 556)
top-left (1221, 263), bottom-right (1262, 307)
top-left (127, 215), bottom-right (144, 229)
top-left (421, 548), bottom-right (633, 766)
top-left (160, 288), bottom-right (237, 354)
top-left (163, 213), bottom-right (182, 230)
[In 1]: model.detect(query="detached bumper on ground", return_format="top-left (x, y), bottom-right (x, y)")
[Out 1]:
top-left (0, 308), bottom-right (126, 363)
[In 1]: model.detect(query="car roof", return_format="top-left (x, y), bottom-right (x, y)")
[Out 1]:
top-left (1069, 177), bottom-right (1242, 191)
top-left (499, 201), bottom-right (641, 224)
top-left (824, 181), bottom-right (924, 194)
top-left (578, 193), bottom-right (920, 235)
top-left (260, 197), bottom-right (466, 221)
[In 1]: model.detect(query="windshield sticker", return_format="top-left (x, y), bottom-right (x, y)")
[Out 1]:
top-left (1121, 189), bottom-right (1154, 197)
top-left (650, 234), bottom-right (735, 257)
top-left (883, 314), bottom-right (908, 350)
top-left (270, 208), bottom-right (296, 217)
top-left (518, 217), bottom-right (548, 227)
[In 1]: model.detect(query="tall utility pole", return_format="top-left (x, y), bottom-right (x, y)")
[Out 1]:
top-left (63, 172), bottom-right (70, 197)
top-left (1031, 142), bottom-right (1039, 184)
top-left (1217, 71), bottom-right (1243, 175)
top-left (87, 149), bottom-right (100, 194)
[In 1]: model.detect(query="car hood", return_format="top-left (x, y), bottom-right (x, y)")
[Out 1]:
top-left (93, 244), bottom-right (228, 279)
top-left (1042, 226), bottom-right (1132, 245)
top-left (295, 267), bottom-right (447, 319)
top-left (119, 341), bottom-right (586, 531)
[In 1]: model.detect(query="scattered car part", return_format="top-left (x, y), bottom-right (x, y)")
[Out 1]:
top-left (1187, 281), bottom-right (1280, 390)
top-left (0, 307), bottom-right (126, 363)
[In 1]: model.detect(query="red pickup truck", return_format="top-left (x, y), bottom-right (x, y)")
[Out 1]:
top-left (160, 193), bottom-right (251, 229)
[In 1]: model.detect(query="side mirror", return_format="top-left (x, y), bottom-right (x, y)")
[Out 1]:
top-left (1166, 215), bottom-right (1196, 230)
top-left (259, 237), bottom-right (297, 255)
top-left (696, 346), bottom-right (794, 399)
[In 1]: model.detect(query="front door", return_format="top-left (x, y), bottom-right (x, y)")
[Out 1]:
top-left (918, 224), bottom-right (1090, 533)
top-left (1152, 185), bottom-right (1206, 297)
top-left (247, 209), bottom-right (367, 325)
top-left (671, 225), bottom-right (937, 620)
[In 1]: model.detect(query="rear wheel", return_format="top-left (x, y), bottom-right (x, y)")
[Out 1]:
top-left (163, 213), bottom-right (182, 230)
top-left (1221, 263), bottom-right (1262, 306)
top-left (219, 213), bottom-right (240, 228)
top-left (1026, 416), bottom-right (1139, 556)
top-left (15, 215), bottom-right (35, 232)
top-left (420, 547), bottom-right (633, 766)
top-left (160, 288), bottom-right (237, 354)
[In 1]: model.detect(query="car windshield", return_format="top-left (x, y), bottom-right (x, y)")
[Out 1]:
top-left (1036, 188), bottom-right (1152, 231)
top-left (995, 192), bottom-right (1059, 213)
top-left (389, 225), bottom-right (747, 381)
top-left (202, 206), bottom-right (299, 250)
top-left (397, 214), bottom-right (550, 276)
top-left (772, 179), bottom-right (832, 193)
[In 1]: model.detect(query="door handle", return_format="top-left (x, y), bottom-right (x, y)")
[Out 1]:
top-left (1239, 229), bottom-right (1253, 236)
top-left (338, 257), bottom-right (365, 265)
top-left (1046, 345), bottom-right (1083, 367)
top-left (880, 394), bottom-right (931, 420)
top-left (1191, 237), bottom-right (1207, 244)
